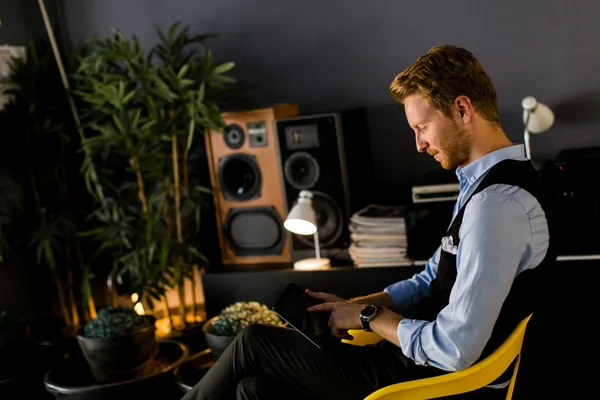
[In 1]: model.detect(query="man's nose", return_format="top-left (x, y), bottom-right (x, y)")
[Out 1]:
top-left (415, 132), bottom-right (428, 153)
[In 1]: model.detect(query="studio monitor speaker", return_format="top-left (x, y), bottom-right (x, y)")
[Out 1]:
top-left (275, 108), bottom-right (373, 262)
top-left (206, 104), bottom-right (300, 265)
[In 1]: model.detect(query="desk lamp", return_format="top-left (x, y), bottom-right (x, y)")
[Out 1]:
top-left (522, 96), bottom-right (554, 160)
top-left (284, 190), bottom-right (331, 271)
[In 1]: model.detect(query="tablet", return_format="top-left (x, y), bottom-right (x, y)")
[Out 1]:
top-left (272, 281), bottom-right (332, 350)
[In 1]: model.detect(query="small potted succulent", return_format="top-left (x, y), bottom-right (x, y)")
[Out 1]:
top-left (76, 307), bottom-right (157, 383)
top-left (202, 301), bottom-right (283, 361)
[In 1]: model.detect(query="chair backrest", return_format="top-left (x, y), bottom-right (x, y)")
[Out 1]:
top-left (364, 314), bottom-right (533, 400)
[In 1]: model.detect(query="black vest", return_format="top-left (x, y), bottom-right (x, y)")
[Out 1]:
top-left (403, 159), bottom-right (558, 379)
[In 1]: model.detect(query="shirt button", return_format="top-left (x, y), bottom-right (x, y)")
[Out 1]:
top-left (470, 177), bottom-right (475, 182)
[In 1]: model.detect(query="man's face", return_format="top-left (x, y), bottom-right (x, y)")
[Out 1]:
top-left (404, 94), bottom-right (471, 170)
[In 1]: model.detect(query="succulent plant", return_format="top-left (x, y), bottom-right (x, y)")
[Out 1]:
top-left (210, 301), bottom-right (283, 336)
top-left (82, 307), bottom-right (153, 339)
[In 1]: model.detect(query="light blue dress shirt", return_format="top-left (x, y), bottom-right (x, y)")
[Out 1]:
top-left (384, 144), bottom-right (550, 371)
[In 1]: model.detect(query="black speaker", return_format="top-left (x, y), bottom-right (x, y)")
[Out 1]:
top-left (540, 146), bottom-right (600, 256)
top-left (275, 108), bottom-right (373, 262)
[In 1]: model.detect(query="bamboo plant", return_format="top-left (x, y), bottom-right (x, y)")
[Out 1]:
top-left (0, 40), bottom-right (97, 326)
top-left (73, 22), bottom-right (238, 331)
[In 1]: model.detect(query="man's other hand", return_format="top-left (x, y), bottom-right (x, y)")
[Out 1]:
top-left (305, 289), bottom-right (344, 303)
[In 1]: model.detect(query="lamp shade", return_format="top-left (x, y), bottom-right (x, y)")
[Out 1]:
top-left (284, 190), bottom-right (316, 235)
top-left (522, 96), bottom-right (554, 134)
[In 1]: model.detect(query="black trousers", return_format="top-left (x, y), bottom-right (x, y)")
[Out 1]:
top-left (181, 324), bottom-right (506, 400)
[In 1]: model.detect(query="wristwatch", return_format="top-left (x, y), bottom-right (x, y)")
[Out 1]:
top-left (360, 304), bottom-right (380, 332)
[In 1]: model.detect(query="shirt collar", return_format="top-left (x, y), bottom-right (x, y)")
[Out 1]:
top-left (455, 144), bottom-right (526, 185)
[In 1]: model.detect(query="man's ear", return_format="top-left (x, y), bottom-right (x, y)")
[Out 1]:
top-left (454, 96), bottom-right (473, 125)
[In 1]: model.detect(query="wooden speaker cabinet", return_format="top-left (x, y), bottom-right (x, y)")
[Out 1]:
top-left (205, 104), bottom-right (300, 265)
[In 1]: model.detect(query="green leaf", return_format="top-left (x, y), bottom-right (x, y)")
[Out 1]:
top-left (168, 21), bottom-right (183, 42)
top-left (194, 185), bottom-right (212, 194)
top-left (177, 64), bottom-right (189, 79)
top-left (198, 83), bottom-right (205, 102)
top-left (213, 62), bottom-right (235, 75)
top-left (186, 118), bottom-right (195, 152)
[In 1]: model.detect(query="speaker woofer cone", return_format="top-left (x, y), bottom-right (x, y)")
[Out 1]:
top-left (218, 154), bottom-right (262, 201)
top-left (295, 191), bottom-right (343, 248)
top-left (284, 152), bottom-right (320, 190)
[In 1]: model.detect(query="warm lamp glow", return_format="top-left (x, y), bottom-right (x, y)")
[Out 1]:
top-left (284, 218), bottom-right (316, 235)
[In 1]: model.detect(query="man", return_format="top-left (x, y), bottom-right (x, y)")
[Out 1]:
top-left (183, 45), bottom-right (557, 400)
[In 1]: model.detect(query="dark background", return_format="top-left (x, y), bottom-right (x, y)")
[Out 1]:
top-left (1, 2), bottom-right (598, 397)
top-left (4, 0), bottom-right (600, 203)
top-left (2, 0), bottom-right (599, 304)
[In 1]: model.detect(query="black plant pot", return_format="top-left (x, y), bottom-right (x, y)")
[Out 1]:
top-left (76, 318), bottom-right (158, 383)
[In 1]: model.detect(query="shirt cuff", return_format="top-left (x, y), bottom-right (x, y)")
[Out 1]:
top-left (398, 319), bottom-right (430, 366)
top-left (384, 280), bottom-right (419, 315)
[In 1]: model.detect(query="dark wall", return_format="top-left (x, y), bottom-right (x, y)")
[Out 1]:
top-left (0, 0), bottom-right (61, 46)
top-left (61, 0), bottom-right (600, 203)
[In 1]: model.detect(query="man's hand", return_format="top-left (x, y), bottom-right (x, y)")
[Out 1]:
top-left (305, 289), bottom-right (344, 303)
top-left (307, 301), bottom-right (364, 340)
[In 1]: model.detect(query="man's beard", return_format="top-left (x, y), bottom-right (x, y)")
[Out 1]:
top-left (431, 123), bottom-right (470, 170)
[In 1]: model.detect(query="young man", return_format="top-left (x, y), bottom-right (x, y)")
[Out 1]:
top-left (182, 45), bottom-right (557, 400)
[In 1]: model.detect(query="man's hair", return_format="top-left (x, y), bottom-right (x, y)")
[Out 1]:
top-left (389, 45), bottom-right (500, 124)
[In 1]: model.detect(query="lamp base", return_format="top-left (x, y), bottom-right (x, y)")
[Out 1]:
top-left (293, 258), bottom-right (331, 271)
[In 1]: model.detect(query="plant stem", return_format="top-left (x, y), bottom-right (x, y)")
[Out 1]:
top-left (66, 266), bottom-right (79, 327)
top-left (190, 264), bottom-right (197, 322)
top-left (163, 295), bottom-right (173, 331)
top-left (52, 269), bottom-right (72, 326)
top-left (172, 136), bottom-right (183, 244)
top-left (130, 156), bottom-right (149, 215)
top-left (28, 167), bottom-right (71, 326)
top-left (171, 114), bottom-right (186, 329)
top-left (177, 277), bottom-right (186, 329)
top-left (76, 240), bottom-right (96, 319)
top-left (183, 150), bottom-right (189, 197)
top-left (27, 167), bottom-right (41, 208)
top-left (60, 141), bottom-right (79, 326)
top-left (64, 241), bottom-right (79, 327)
top-left (161, 189), bottom-right (173, 236)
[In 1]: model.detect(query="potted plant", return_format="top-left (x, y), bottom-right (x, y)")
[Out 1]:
top-left (72, 22), bottom-right (242, 346)
top-left (203, 301), bottom-right (284, 361)
top-left (76, 306), bottom-right (156, 383)
top-left (0, 39), bottom-right (98, 333)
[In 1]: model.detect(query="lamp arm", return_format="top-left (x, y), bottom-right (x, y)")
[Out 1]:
top-left (523, 109), bottom-right (532, 160)
top-left (313, 229), bottom-right (321, 260)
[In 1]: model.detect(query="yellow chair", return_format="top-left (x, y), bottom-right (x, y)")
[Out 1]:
top-left (344, 314), bottom-right (533, 400)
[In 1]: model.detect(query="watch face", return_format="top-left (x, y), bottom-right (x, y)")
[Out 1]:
top-left (361, 305), bottom-right (377, 318)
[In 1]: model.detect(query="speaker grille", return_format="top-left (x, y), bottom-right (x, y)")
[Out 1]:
top-left (218, 153), bottom-right (262, 201)
top-left (224, 207), bottom-right (285, 256)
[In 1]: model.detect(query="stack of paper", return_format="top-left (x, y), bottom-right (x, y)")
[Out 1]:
top-left (348, 204), bottom-right (411, 267)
